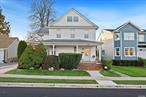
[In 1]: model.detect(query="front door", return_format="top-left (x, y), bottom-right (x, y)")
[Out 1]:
top-left (83, 48), bottom-right (91, 62)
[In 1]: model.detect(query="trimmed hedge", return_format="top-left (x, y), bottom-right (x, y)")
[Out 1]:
top-left (43, 55), bottom-right (59, 70)
top-left (112, 58), bottom-right (144, 67)
top-left (59, 53), bottom-right (82, 69)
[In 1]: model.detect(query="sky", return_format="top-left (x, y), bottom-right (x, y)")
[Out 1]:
top-left (0, 0), bottom-right (146, 40)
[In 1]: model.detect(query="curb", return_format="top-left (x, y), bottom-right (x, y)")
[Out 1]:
top-left (0, 82), bottom-right (146, 89)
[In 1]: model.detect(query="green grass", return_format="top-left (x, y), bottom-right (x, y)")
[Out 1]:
top-left (114, 80), bottom-right (146, 85)
top-left (6, 69), bottom-right (90, 76)
top-left (112, 66), bottom-right (146, 77)
top-left (0, 77), bottom-right (97, 84)
top-left (100, 70), bottom-right (120, 77)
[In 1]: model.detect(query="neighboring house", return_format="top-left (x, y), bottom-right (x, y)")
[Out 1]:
top-left (98, 22), bottom-right (146, 60)
top-left (0, 35), bottom-right (19, 63)
top-left (35, 8), bottom-right (102, 62)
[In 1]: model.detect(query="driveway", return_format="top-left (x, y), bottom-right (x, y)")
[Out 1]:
top-left (0, 63), bottom-right (17, 74)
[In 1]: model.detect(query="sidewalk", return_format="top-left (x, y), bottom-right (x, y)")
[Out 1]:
top-left (87, 71), bottom-right (117, 86)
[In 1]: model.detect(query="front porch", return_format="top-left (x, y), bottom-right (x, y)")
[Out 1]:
top-left (42, 39), bottom-right (102, 62)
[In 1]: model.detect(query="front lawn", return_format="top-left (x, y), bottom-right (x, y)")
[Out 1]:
top-left (114, 80), bottom-right (146, 85)
top-left (100, 70), bottom-right (120, 77)
top-left (6, 69), bottom-right (90, 76)
top-left (0, 77), bottom-right (97, 84)
top-left (112, 66), bottom-right (146, 77)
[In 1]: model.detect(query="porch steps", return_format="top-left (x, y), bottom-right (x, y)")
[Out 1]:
top-left (78, 63), bottom-right (102, 70)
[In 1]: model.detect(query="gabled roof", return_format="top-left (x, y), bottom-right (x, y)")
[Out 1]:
top-left (0, 35), bottom-right (18, 48)
top-left (50, 8), bottom-right (98, 28)
top-left (114, 21), bottom-right (141, 32)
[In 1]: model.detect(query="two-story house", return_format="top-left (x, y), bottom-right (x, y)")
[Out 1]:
top-left (35, 8), bottom-right (102, 62)
top-left (98, 22), bottom-right (146, 60)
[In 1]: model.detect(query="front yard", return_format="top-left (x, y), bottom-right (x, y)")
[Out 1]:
top-left (112, 66), bottom-right (146, 77)
top-left (100, 70), bottom-right (120, 77)
top-left (0, 77), bottom-right (97, 84)
top-left (6, 69), bottom-right (90, 76)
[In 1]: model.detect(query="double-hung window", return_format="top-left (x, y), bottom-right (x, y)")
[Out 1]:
top-left (67, 16), bottom-right (72, 22)
top-left (73, 16), bottom-right (79, 22)
top-left (84, 34), bottom-right (89, 39)
top-left (56, 34), bottom-right (61, 38)
top-left (124, 33), bottom-right (135, 40)
top-left (139, 35), bottom-right (144, 42)
top-left (70, 34), bottom-right (75, 38)
top-left (115, 47), bottom-right (120, 56)
top-left (124, 47), bottom-right (135, 57)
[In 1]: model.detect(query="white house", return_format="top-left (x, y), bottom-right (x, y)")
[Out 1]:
top-left (0, 35), bottom-right (19, 63)
top-left (35, 8), bottom-right (102, 62)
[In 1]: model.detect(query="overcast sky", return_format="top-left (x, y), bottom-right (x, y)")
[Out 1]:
top-left (0, 0), bottom-right (146, 40)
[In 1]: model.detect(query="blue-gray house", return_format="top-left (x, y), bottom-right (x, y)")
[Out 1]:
top-left (98, 22), bottom-right (146, 60)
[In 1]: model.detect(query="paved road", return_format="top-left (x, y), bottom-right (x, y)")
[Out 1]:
top-left (0, 87), bottom-right (146, 97)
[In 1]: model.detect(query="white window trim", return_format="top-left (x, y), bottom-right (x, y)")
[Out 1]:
top-left (73, 16), bottom-right (79, 22)
top-left (124, 32), bottom-right (135, 40)
top-left (84, 34), bottom-right (89, 39)
top-left (67, 16), bottom-right (72, 22)
top-left (139, 35), bottom-right (144, 42)
top-left (115, 47), bottom-right (120, 56)
top-left (124, 47), bottom-right (135, 57)
top-left (56, 34), bottom-right (61, 38)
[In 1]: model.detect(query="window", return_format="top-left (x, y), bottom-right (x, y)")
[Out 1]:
top-left (84, 34), bottom-right (89, 39)
top-left (56, 34), bottom-right (61, 38)
top-left (115, 48), bottom-right (120, 56)
top-left (124, 33), bottom-right (135, 40)
top-left (70, 34), bottom-right (75, 38)
top-left (102, 50), bottom-right (105, 56)
top-left (115, 33), bottom-right (120, 40)
top-left (73, 16), bottom-right (78, 22)
top-left (139, 35), bottom-right (144, 42)
top-left (124, 47), bottom-right (135, 57)
top-left (67, 16), bottom-right (72, 22)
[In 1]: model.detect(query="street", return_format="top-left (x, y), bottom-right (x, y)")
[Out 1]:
top-left (0, 87), bottom-right (146, 97)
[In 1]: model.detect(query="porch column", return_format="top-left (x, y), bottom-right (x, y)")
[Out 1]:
top-left (76, 45), bottom-right (79, 53)
top-left (52, 44), bottom-right (55, 55)
top-left (98, 45), bottom-right (102, 62)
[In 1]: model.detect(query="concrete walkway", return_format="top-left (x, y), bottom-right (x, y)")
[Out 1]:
top-left (87, 71), bottom-right (117, 86)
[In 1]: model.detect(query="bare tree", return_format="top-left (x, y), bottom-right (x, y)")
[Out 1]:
top-left (29, 0), bottom-right (55, 30)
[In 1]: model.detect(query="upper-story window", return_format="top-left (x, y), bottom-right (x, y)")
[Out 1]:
top-left (56, 34), bottom-right (61, 38)
top-left (67, 16), bottom-right (72, 22)
top-left (139, 35), bottom-right (144, 42)
top-left (115, 33), bottom-right (120, 40)
top-left (70, 34), bottom-right (75, 38)
top-left (124, 33), bottom-right (135, 40)
top-left (73, 16), bottom-right (79, 22)
top-left (84, 34), bottom-right (89, 39)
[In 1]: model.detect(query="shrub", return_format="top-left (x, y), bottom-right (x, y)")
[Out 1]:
top-left (18, 45), bottom-right (34, 69)
top-left (101, 57), bottom-right (112, 70)
top-left (17, 41), bottom-right (27, 59)
top-left (43, 55), bottom-right (59, 70)
top-left (32, 43), bottom-right (47, 69)
top-left (113, 58), bottom-right (144, 67)
top-left (59, 53), bottom-right (82, 69)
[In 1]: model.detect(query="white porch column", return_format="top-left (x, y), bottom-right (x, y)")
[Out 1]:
top-left (52, 44), bottom-right (55, 55)
top-left (76, 45), bottom-right (79, 53)
top-left (98, 45), bottom-right (102, 62)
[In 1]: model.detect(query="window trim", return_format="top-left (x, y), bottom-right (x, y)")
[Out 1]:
top-left (67, 16), bottom-right (72, 22)
top-left (124, 32), bottom-right (135, 40)
top-left (70, 34), bottom-right (75, 38)
top-left (124, 47), bottom-right (135, 57)
top-left (115, 47), bottom-right (120, 56)
top-left (56, 34), bottom-right (61, 38)
top-left (73, 16), bottom-right (79, 22)
top-left (139, 35), bottom-right (144, 42)
top-left (84, 34), bottom-right (89, 39)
